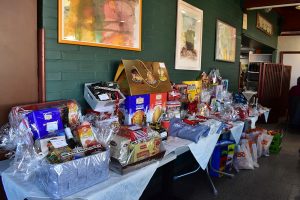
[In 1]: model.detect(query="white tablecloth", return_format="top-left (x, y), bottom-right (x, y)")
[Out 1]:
top-left (230, 121), bottom-right (245, 143)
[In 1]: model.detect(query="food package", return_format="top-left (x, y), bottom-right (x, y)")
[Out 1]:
top-left (26, 108), bottom-right (64, 140)
top-left (166, 101), bottom-right (181, 119)
top-left (182, 81), bottom-right (202, 102)
top-left (168, 84), bottom-right (188, 102)
top-left (129, 136), bottom-right (161, 163)
top-left (75, 123), bottom-right (98, 148)
top-left (110, 125), bottom-right (163, 166)
top-left (119, 94), bottom-right (149, 126)
top-left (110, 135), bottom-right (131, 165)
top-left (147, 93), bottom-right (167, 123)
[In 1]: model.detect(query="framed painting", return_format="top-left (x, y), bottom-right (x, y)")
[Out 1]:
top-left (256, 13), bottom-right (273, 36)
top-left (215, 20), bottom-right (236, 62)
top-left (175, 0), bottom-right (203, 71)
top-left (58, 0), bottom-right (142, 51)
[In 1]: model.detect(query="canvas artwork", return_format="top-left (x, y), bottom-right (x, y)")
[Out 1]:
top-left (175, 0), bottom-right (203, 71)
top-left (215, 20), bottom-right (236, 62)
top-left (59, 0), bottom-right (142, 51)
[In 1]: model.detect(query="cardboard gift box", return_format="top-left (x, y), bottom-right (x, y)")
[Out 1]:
top-left (114, 59), bottom-right (172, 95)
top-left (182, 81), bottom-right (202, 102)
top-left (119, 94), bottom-right (150, 126)
top-left (84, 83), bottom-right (125, 112)
top-left (147, 93), bottom-right (167, 123)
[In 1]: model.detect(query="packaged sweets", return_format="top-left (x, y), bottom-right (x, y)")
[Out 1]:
top-left (26, 108), bottom-right (64, 140)
top-left (110, 135), bottom-right (131, 165)
top-left (166, 101), bottom-right (181, 119)
top-left (182, 81), bottom-right (202, 102)
top-left (147, 93), bottom-right (167, 123)
top-left (119, 94), bottom-right (149, 126)
top-left (76, 123), bottom-right (97, 148)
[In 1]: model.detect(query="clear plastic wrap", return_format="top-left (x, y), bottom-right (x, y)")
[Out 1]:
top-left (36, 149), bottom-right (110, 199)
top-left (81, 112), bottom-right (120, 145)
top-left (234, 140), bottom-right (254, 170)
top-left (0, 124), bottom-right (16, 160)
top-left (110, 126), bottom-right (164, 168)
top-left (4, 100), bottom-right (111, 198)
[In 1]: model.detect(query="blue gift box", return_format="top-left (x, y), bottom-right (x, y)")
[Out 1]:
top-left (26, 108), bottom-right (64, 139)
top-left (120, 94), bottom-right (150, 125)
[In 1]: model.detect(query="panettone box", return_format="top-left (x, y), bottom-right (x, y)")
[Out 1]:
top-left (119, 94), bottom-right (150, 126)
top-left (147, 93), bottom-right (167, 123)
top-left (114, 59), bottom-right (172, 95)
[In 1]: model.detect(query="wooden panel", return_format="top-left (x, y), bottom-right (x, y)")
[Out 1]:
top-left (244, 0), bottom-right (300, 9)
top-left (0, 0), bottom-right (38, 126)
top-left (258, 63), bottom-right (291, 122)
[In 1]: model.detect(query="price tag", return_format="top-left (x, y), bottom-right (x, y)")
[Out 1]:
top-left (98, 93), bottom-right (110, 101)
top-left (46, 121), bottom-right (58, 132)
top-left (159, 62), bottom-right (166, 68)
top-left (50, 138), bottom-right (68, 149)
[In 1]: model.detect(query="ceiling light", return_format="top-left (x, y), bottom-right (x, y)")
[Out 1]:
top-left (296, 5), bottom-right (300, 10)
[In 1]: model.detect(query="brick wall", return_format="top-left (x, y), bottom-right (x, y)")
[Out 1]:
top-left (43, 0), bottom-right (275, 106)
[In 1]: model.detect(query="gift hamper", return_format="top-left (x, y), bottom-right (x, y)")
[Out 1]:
top-left (7, 100), bottom-right (112, 199)
top-left (109, 125), bottom-right (165, 174)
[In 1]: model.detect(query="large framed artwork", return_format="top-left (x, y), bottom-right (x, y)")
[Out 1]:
top-left (256, 13), bottom-right (273, 36)
top-left (58, 0), bottom-right (142, 51)
top-left (175, 0), bottom-right (203, 71)
top-left (215, 20), bottom-right (236, 62)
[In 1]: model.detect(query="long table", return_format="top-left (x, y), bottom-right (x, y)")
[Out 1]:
top-left (0, 120), bottom-right (247, 200)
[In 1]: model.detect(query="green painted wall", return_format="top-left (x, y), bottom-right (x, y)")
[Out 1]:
top-left (243, 10), bottom-right (280, 49)
top-left (43, 0), bottom-right (246, 105)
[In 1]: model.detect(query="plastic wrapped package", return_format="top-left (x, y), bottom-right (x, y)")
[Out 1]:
top-left (81, 112), bottom-right (120, 145)
top-left (234, 141), bottom-right (254, 170)
top-left (110, 125), bottom-right (165, 171)
top-left (0, 124), bottom-right (16, 160)
top-left (234, 104), bottom-right (249, 120)
top-left (36, 149), bottom-right (110, 199)
top-left (261, 133), bottom-right (273, 156)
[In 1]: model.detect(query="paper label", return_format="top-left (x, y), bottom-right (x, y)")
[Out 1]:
top-left (98, 93), bottom-right (110, 101)
top-left (46, 121), bottom-right (58, 132)
top-left (50, 138), bottom-right (68, 148)
top-left (43, 112), bottom-right (53, 120)
top-left (159, 62), bottom-right (166, 68)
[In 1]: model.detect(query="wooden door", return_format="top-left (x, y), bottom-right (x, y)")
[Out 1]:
top-left (0, 0), bottom-right (38, 126)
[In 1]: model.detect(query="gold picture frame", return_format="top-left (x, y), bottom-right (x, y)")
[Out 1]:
top-left (256, 13), bottom-right (273, 36)
top-left (58, 0), bottom-right (142, 51)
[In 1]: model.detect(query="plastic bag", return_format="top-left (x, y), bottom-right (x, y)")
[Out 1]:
top-left (261, 133), bottom-right (273, 156)
top-left (234, 141), bottom-right (254, 170)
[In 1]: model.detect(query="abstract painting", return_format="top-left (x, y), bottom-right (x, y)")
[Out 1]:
top-left (175, 0), bottom-right (203, 71)
top-left (215, 20), bottom-right (236, 62)
top-left (58, 0), bottom-right (142, 51)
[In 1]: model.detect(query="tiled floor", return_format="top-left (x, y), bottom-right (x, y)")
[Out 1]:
top-left (142, 123), bottom-right (300, 200)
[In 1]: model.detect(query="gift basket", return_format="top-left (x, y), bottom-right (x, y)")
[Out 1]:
top-left (109, 125), bottom-right (165, 174)
top-left (5, 100), bottom-right (112, 199)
